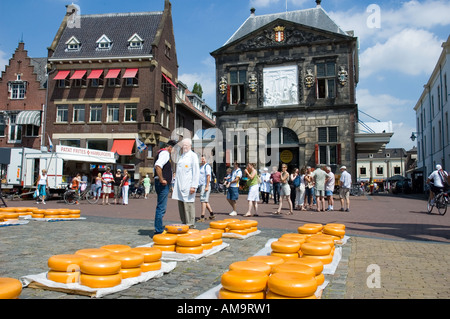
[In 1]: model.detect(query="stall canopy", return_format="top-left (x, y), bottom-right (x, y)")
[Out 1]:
top-left (16, 111), bottom-right (41, 127)
top-left (55, 145), bottom-right (116, 164)
top-left (110, 140), bottom-right (135, 156)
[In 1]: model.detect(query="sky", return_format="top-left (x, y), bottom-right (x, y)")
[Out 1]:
top-left (1, 0), bottom-right (449, 151)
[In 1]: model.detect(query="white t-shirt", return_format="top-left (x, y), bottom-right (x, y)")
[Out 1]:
top-left (340, 170), bottom-right (352, 188)
top-left (199, 163), bottom-right (212, 186)
top-left (428, 170), bottom-right (448, 188)
top-left (38, 174), bottom-right (47, 185)
top-left (230, 168), bottom-right (242, 188)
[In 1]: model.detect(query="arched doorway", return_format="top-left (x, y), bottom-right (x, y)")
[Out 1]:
top-left (267, 127), bottom-right (300, 172)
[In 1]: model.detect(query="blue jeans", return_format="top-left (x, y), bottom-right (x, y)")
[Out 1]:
top-left (154, 180), bottom-right (170, 235)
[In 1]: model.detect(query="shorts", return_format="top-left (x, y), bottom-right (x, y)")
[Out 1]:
top-left (227, 187), bottom-right (239, 201)
top-left (200, 184), bottom-right (211, 203)
top-left (280, 183), bottom-right (291, 196)
top-left (103, 184), bottom-right (112, 194)
top-left (339, 187), bottom-right (350, 199)
top-left (315, 189), bottom-right (325, 197)
top-left (325, 190), bottom-right (334, 196)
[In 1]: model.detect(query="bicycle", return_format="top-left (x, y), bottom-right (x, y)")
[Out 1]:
top-left (427, 190), bottom-right (448, 215)
top-left (63, 186), bottom-right (99, 205)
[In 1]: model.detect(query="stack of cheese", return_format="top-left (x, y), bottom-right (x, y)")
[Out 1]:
top-left (40, 208), bottom-right (81, 219)
top-left (0, 207), bottom-right (38, 221)
top-left (153, 224), bottom-right (223, 255)
top-left (220, 263), bottom-right (270, 299)
top-left (209, 219), bottom-right (258, 236)
top-left (0, 207), bottom-right (82, 220)
top-left (270, 233), bottom-right (307, 260)
top-left (45, 244), bottom-right (162, 289)
top-left (0, 277), bottom-right (23, 299)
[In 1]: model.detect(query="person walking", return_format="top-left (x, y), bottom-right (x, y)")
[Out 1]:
top-left (290, 167), bottom-right (299, 208)
top-left (274, 164), bottom-right (293, 215)
top-left (259, 167), bottom-right (271, 204)
top-left (304, 166), bottom-right (315, 210)
top-left (270, 166), bottom-right (281, 204)
top-left (94, 173), bottom-right (102, 200)
top-left (172, 138), bottom-right (200, 229)
top-left (339, 166), bottom-right (352, 212)
top-left (227, 161), bottom-right (242, 216)
top-left (113, 169), bottom-right (123, 205)
top-left (295, 167), bottom-right (306, 210)
top-left (120, 169), bottom-right (130, 205)
top-left (244, 163), bottom-right (259, 217)
top-left (101, 167), bottom-right (114, 205)
top-left (312, 164), bottom-right (330, 212)
top-left (325, 166), bottom-right (335, 211)
top-left (36, 169), bottom-right (48, 204)
top-left (71, 173), bottom-right (81, 205)
top-left (143, 174), bottom-right (151, 199)
top-left (153, 140), bottom-right (177, 235)
top-left (199, 155), bottom-right (215, 222)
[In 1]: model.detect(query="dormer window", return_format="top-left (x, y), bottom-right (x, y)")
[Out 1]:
top-left (66, 36), bottom-right (81, 51)
top-left (128, 33), bottom-right (143, 49)
top-left (96, 35), bottom-right (112, 50)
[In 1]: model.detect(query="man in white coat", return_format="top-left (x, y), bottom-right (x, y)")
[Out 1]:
top-left (172, 138), bottom-right (200, 228)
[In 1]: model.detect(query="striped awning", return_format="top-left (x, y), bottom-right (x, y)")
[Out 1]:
top-left (16, 111), bottom-right (41, 127)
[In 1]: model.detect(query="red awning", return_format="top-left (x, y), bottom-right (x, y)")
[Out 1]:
top-left (110, 140), bottom-right (135, 156)
top-left (162, 73), bottom-right (177, 88)
top-left (87, 70), bottom-right (104, 79)
top-left (54, 70), bottom-right (70, 80)
top-left (70, 70), bottom-right (87, 80)
top-left (123, 68), bottom-right (138, 79)
top-left (105, 69), bottom-right (121, 79)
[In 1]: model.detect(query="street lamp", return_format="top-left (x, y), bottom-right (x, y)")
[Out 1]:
top-left (410, 132), bottom-right (418, 141)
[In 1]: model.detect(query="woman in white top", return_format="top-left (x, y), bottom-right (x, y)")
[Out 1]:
top-left (274, 164), bottom-right (293, 215)
top-left (36, 169), bottom-right (48, 204)
top-left (295, 167), bottom-right (307, 210)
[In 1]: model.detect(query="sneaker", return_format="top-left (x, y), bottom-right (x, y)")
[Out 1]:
top-left (229, 211), bottom-right (237, 216)
top-left (345, 208), bottom-right (350, 212)
top-left (42, 201), bottom-right (46, 205)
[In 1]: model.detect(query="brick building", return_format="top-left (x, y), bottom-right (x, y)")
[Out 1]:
top-left (0, 42), bottom-right (47, 150)
top-left (46, 0), bottom-right (178, 179)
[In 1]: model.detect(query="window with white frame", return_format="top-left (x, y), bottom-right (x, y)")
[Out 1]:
top-left (66, 36), bottom-right (81, 51)
top-left (25, 125), bottom-right (39, 137)
top-left (9, 82), bottom-right (26, 100)
top-left (124, 104), bottom-right (137, 122)
top-left (8, 114), bottom-right (22, 143)
top-left (73, 105), bottom-right (85, 123)
top-left (96, 35), bottom-right (112, 50)
top-left (128, 33), bottom-right (143, 49)
top-left (56, 105), bottom-right (68, 123)
top-left (90, 105), bottom-right (102, 122)
top-left (107, 104), bottom-right (119, 122)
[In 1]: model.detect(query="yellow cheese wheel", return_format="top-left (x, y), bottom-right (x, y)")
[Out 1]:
top-left (47, 270), bottom-right (80, 284)
top-left (270, 251), bottom-right (299, 260)
top-left (130, 247), bottom-right (162, 263)
top-left (80, 258), bottom-right (122, 275)
top-left (280, 233), bottom-right (307, 241)
top-left (100, 244), bottom-right (132, 253)
top-left (229, 261), bottom-right (271, 276)
top-left (268, 272), bottom-right (317, 298)
top-left (271, 262), bottom-right (316, 278)
top-left (176, 245), bottom-right (204, 254)
top-left (0, 215), bottom-right (3, 222)
top-left (153, 233), bottom-right (178, 245)
top-left (301, 253), bottom-right (333, 264)
top-left (12, 207), bottom-right (27, 212)
top-left (0, 208), bottom-right (16, 212)
top-left (0, 278), bottom-right (22, 299)
top-left (248, 227), bottom-right (258, 233)
top-left (209, 220), bottom-right (229, 229)
top-left (218, 288), bottom-right (265, 299)
top-left (205, 228), bottom-right (223, 240)
top-left (227, 222), bottom-right (247, 230)
top-left (165, 224), bottom-right (189, 234)
top-left (247, 255), bottom-right (285, 268)
top-left (304, 223), bottom-right (323, 231)
top-left (48, 254), bottom-right (88, 272)
top-left (45, 215), bottom-right (62, 219)
top-left (212, 239), bottom-right (223, 247)
top-left (306, 234), bottom-right (335, 248)
top-left (315, 273), bottom-right (325, 286)
top-left (43, 209), bottom-right (59, 216)
top-left (298, 225), bottom-right (321, 235)
top-left (284, 257), bottom-right (323, 275)
top-left (80, 273), bottom-right (122, 288)
top-left (75, 248), bottom-right (110, 258)
top-left (223, 218), bottom-right (240, 223)
top-left (108, 252), bottom-right (144, 269)
top-left (325, 223), bottom-right (345, 229)
top-left (2, 213), bottom-right (19, 219)
top-left (31, 213), bottom-right (45, 219)
top-left (202, 242), bottom-right (213, 250)
top-left (221, 270), bottom-right (268, 293)
top-left (187, 228), bottom-right (200, 234)
top-left (271, 240), bottom-right (301, 254)
top-left (68, 214), bottom-right (81, 218)
top-left (68, 209), bottom-right (81, 214)
top-left (266, 290), bottom-right (316, 299)
top-left (153, 244), bottom-right (176, 252)
top-left (119, 267), bottom-right (142, 279)
top-left (56, 209), bottom-right (70, 215)
top-left (301, 242), bottom-right (332, 256)
top-left (197, 231), bottom-right (214, 243)
top-left (176, 235), bottom-right (204, 247)
top-left (228, 229), bottom-right (249, 235)
top-left (141, 261), bottom-right (162, 272)
top-left (241, 219), bottom-right (258, 227)
top-left (323, 225), bottom-right (345, 237)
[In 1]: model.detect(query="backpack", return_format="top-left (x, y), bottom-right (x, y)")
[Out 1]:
top-left (293, 175), bottom-right (300, 188)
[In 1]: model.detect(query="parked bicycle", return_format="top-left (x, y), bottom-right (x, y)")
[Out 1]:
top-left (427, 190), bottom-right (448, 215)
top-left (63, 186), bottom-right (99, 205)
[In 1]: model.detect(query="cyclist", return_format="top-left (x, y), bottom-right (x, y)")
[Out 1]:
top-left (427, 164), bottom-right (450, 205)
top-left (70, 173), bottom-right (81, 205)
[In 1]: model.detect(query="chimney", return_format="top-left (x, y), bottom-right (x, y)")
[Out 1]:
top-left (250, 8), bottom-right (256, 16)
top-left (316, 0), bottom-right (322, 7)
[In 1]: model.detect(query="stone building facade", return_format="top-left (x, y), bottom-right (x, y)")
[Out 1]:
top-left (211, 4), bottom-right (359, 178)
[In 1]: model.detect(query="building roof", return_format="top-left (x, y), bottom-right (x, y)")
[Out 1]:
top-left (223, 6), bottom-right (349, 47)
top-left (29, 57), bottom-right (48, 89)
top-left (50, 12), bottom-right (163, 60)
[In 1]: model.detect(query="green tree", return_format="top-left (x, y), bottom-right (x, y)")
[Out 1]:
top-left (192, 83), bottom-right (203, 98)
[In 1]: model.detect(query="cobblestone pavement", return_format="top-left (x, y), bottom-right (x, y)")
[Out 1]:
top-left (1, 192), bottom-right (449, 299)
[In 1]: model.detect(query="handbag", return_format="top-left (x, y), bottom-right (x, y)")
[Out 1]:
top-left (33, 189), bottom-right (39, 199)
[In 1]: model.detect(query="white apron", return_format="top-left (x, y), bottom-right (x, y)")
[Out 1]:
top-left (172, 150), bottom-right (200, 203)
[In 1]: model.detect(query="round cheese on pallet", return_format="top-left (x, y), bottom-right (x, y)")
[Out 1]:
top-left (68, 214), bottom-right (81, 218)
top-left (268, 272), bottom-right (318, 298)
top-left (69, 209), bottom-right (81, 215)
top-left (0, 214), bottom-right (4, 222)
top-left (176, 245), bottom-right (204, 254)
top-left (229, 261), bottom-right (271, 276)
top-left (271, 262), bottom-right (316, 278)
top-left (247, 255), bottom-right (285, 268)
top-left (306, 234), bottom-right (335, 248)
top-left (218, 287), bottom-right (265, 299)
top-left (48, 254), bottom-right (88, 272)
top-left (176, 235), bottom-right (203, 247)
top-left (0, 278), bottom-right (22, 299)
top-left (153, 244), bottom-right (176, 252)
top-left (280, 233), bottom-right (307, 242)
top-left (108, 252), bottom-right (144, 269)
top-left (223, 218), bottom-right (240, 223)
top-left (270, 251), bottom-right (299, 261)
top-left (165, 224), bottom-right (189, 234)
top-left (47, 270), bottom-right (80, 284)
top-left (197, 231), bottom-right (214, 243)
top-left (100, 244), bottom-right (132, 253)
top-left (56, 209), bottom-right (71, 215)
top-left (241, 219), bottom-right (258, 227)
top-left (75, 248), bottom-right (110, 259)
top-left (221, 270), bottom-right (269, 293)
top-left (130, 247), bottom-right (162, 263)
top-left (315, 273), bottom-right (325, 286)
top-left (80, 258), bottom-right (122, 276)
top-left (153, 233), bottom-right (178, 245)
top-left (301, 253), bottom-right (333, 264)
top-left (266, 290), bottom-right (316, 299)
top-left (80, 273), bottom-right (122, 289)
top-left (202, 242), bottom-right (213, 250)
top-left (209, 220), bottom-right (229, 229)
top-left (284, 257), bottom-right (323, 276)
top-left (300, 242), bottom-right (332, 256)
top-left (271, 240), bottom-right (301, 254)
top-left (323, 225), bottom-right (345, 238)
top-left (212, 239), bottom-right (223, 247)
top-left (141, 261), bottom-right (162, 272)
top-left (205, 228), bottom-right (223, 240)
top-left (120, 267), bottom-right (142, 279)
top-left (2, 213), bottom-right (19, 220)
top-left (298, 224), bottom-right (322, 235)
top-left (227, 222), bottom-right (247, 230)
